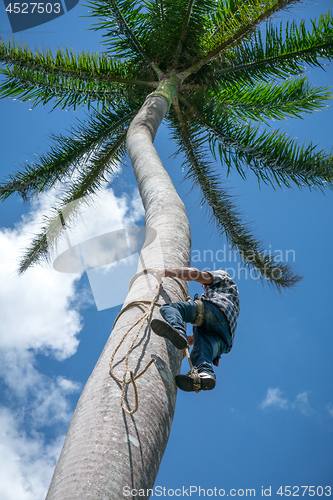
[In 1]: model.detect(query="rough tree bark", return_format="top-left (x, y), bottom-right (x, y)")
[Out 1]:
top-left (46, 84), bottom-right (191, 499)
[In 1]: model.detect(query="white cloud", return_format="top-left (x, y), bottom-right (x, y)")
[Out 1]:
top-left (0, 407), bottom-right (63, 500)
top-left (326, 402), bottom-right (333, 418)
top-left (291, 391), bottom-right (315, 416)
top-left (260, 388), bottom-right (289, 410)
top-left (0, 185), bottom-right (144, 500)
top-left (51, 187), bottom-right (145, 254)
top-left (0, 186), bottom-right (144, 361)
top-left (31, 374), bottom-right (81, 427)
top-left (48, 188), bottom-right (145, 311)
top-left (260, 388), bottom-right (316, 416)
top-left (0, 218), bottom-right (82, 360)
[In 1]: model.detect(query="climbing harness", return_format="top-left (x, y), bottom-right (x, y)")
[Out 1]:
top-left (192, 299), bottom-right (204, 326)
top-left (109, 269), bottom-right (192, 415)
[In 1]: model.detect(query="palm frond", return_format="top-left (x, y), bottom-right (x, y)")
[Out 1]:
top-left (0, 107), bottom-right (137, 202)
top-left (204, 0), bottom-right (299, 50)
top-left (89, 0), bottom-right (215, 72)
top-left (18, 132), bottom-right (127, 273)
top-left (88, 0), bottom-right (163, 75)
top-left (161, 0), bottom-right (216, 67)
top-left (179, 95), bottom-right (333, 190)
top-left (213, 13), bottom-right (333, 83)
top-left (0, 66), bottom-right (116, 111)
top-left (170, 97), bottom-right (301, 289)
top-left (179, 0), bottom-right (298, 81)
top-left (173, 0), bottom-right (203, 65)
top-left (59, 133), bottom-right (127, 202)
top-left (0, 39), bottom-right (153, 111)
top-left (0, 39), bottom-right (157, 87)
top-left (204, 77), bottom-right (332, 122)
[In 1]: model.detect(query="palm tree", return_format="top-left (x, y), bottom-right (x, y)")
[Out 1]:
top-left (1, 0), bottom-right (333, 497)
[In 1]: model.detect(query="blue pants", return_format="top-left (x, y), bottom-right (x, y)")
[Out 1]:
top-left (159, 300), bottom-right (232, 376)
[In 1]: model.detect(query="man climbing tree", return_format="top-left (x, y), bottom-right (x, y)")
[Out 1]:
top-left (152, 267), bottom-right (240, 392)
top-left (1, 0), bottom-right (333, 496)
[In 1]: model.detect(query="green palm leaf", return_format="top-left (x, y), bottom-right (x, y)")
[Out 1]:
top-left (88, 0), bottom-right (164, 76)
top-left (0, 67), bottom-right (115, 111)
top-left (139, 0), bottom-right (216, 69)
top-left (213, 13), bottom-right (333, 83)
top-left (179, 0), bottom-right (298, 81)
top-left (179, 95), bottom-right (333, 190)
top-left (18, 130), bottom-right (127, 273)
top-left (204, 77), bottom-right (332, 122)
top-left (173, 0), bottom-right (216, 65)
top-left (2, 0), bottom-right (333, 287)
top-left (0, 107), bottom-right (137, 201)
top-left (0, 39), bottom-right (156, 86)
top-left (171, 97), bottom-right (301, 288)
top-left (0, 39), bottom-right (154, 111)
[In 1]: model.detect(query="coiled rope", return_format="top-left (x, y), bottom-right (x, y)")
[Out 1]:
top-left (109, 269), bottom-right (191, 415)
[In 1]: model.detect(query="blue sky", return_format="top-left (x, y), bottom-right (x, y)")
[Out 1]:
top-left (0, 1), bottom-right (333, 499)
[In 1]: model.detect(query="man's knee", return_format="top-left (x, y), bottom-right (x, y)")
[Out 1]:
top-left (160, 303), bottom-right (178, 320)
top-left (160, 303), bottom-right (173, 314)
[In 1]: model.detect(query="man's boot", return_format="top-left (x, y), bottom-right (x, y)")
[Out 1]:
top-left (151, 319), bottom-right (188, 349)
top-left (175, 372), bottom-right (216, 392)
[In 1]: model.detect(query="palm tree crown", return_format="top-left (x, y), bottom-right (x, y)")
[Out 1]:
top-left (1, 0), bottom-right (333, 286)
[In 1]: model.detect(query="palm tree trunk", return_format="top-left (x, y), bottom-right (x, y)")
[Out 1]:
top-left (45, 91), bottom-right (191, 499)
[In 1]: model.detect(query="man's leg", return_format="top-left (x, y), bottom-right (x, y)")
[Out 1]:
top-left (160, 302), bottom-right (197, 334)
top-left (190, 327), bottom-right (225, 377)
top-left (175, 327), bottom-right (227, 392)
top-left (175, 302), bottom-right (231, 392)
top-left (191, 301), bottom-right (231, 378)
top-left (151, 301), bottom-right (197, 349)
top-left (200, 301), bottom-right (232, 349)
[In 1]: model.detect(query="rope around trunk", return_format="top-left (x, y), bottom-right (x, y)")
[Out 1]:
top-left (109, 269), bottom-right (190, 415)
top-left (184, 346), bottom-right (201, 393)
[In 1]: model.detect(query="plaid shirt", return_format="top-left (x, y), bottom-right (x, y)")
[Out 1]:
top-left (200, 270), bottom-right (240, 352)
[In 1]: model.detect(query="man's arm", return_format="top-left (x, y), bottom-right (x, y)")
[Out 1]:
top-left (157, 267), bottom-right (214, 284)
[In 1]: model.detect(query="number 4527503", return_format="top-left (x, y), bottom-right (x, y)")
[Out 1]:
top-left (5, 3), bottom-right (61, 14)
top-left (277, 486), bottom-right (331, 496)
